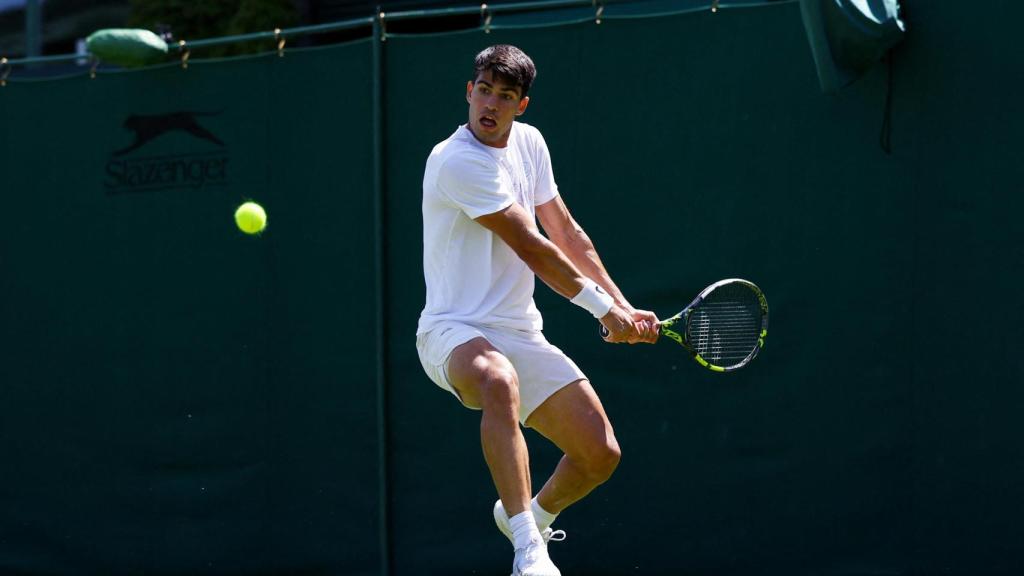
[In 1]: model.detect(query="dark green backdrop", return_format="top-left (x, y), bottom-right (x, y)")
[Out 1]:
top-left (2, 1), bottom-right (1022, 574)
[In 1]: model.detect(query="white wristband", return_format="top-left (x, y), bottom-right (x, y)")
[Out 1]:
top-left (570, 279), bottom-right (615, 318)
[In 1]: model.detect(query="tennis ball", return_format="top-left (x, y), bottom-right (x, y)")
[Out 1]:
top-left (234, 201), bottom-right (267, 235)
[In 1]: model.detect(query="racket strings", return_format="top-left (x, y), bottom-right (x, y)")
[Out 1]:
top-left (687, 294), bottom-right (762, 367)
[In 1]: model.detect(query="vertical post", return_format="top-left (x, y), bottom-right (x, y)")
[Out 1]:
top-left (25, 0), bottom-right (42, 58)
top-left (371, 12), bottom-right (391, 576)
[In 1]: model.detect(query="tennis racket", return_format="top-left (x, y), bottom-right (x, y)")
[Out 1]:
top-left (602, 278), bottom-right (769, 372)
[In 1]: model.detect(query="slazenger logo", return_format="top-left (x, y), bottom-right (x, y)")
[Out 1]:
top-left (105, 111), bottom-right (230, 195)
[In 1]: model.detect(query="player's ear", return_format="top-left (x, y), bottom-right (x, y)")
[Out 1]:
top-left (516, 96), bottom-right (530, 116)
top-left (466, 81), bottom-right (474, 103)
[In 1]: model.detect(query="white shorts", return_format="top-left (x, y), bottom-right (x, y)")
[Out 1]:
top-left (416, 321), bottom-right (587, 426)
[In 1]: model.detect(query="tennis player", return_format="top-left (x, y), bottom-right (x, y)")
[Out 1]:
top-left (416, 44), bottom-right (659, 576)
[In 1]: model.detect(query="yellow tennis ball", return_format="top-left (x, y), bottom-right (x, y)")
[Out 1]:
top-left (234, 201), bottom-right (267, 235)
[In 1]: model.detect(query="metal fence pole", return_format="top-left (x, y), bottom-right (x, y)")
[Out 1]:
top-left (25, 0), bottom-right (42, 59)
top-left (371, 10), bottom-right (391, 576)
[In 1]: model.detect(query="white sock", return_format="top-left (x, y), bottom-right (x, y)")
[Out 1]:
top-left (508, 510), bottom-right (542, 550)
top-left (531, 497), bottom-right (558, 532)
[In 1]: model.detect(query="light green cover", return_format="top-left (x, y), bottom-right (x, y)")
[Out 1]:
top-left (86, 28), bottom-right (169, 67)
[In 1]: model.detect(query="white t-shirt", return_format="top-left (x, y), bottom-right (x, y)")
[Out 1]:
top-left (417, 122), bottom-right (559, 335)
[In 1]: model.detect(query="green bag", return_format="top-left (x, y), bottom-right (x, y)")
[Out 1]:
top-left (86, 29), bottom-right (169, 68)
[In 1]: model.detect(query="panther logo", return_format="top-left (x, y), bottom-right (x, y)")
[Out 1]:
top-left (113, 111), bottom-right (224, 157)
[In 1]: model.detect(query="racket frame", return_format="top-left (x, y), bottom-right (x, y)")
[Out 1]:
top-left (659, 278), bottom-right (769, 372)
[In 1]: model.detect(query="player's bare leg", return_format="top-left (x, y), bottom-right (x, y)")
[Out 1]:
top-left (525, 379), bottom-right (622, 514)
top-left (447, 337), bottom-right (532, 515)
top-left (448, 337), bottom-right (562, 575)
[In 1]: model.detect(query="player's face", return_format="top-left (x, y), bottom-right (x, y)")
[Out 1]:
top-left (466, 70), bottom-right (530, 148)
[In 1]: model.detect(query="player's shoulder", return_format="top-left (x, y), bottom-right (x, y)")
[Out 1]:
top-left (512, 121), bottom-right (545, 141)
top-left (430, 127), bottom-right (483, 161)
top-left (511, 122), bottom-right (551, 155)
top-left (429, 126), bottom-right (466, 156)
top-left (436, 144), bottom-right (496, 183)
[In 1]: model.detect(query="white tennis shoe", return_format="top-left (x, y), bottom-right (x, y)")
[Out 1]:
top-left (492, 500), bottom-right (567, 545)
top-left (512, 538), bottom-right (561, 576)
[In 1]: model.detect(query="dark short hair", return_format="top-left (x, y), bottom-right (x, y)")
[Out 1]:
top-left (473, 44), bottom-right (536, 98)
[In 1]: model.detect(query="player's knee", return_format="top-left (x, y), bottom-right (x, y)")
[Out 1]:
top-left (583, 438), bottom-right (621, 484)
top-left (478, 366), bottom-right (520, 411)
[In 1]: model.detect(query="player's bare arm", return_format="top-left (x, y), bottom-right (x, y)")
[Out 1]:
top-left (536, 196), bottom-right (659, 343)
top-left (474, 203), bottom-right (643, 343)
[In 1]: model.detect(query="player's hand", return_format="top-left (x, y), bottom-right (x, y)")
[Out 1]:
top-left (600, 305), bottom-right (644, 344)
top-left (629, 308), bottom-right (660, 344)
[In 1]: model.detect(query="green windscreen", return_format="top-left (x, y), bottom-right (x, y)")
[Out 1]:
top-left (0, 42), bottom-right (381, 575)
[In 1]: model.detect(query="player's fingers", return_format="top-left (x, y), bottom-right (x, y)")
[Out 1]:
top-left (626, 322), bottom-right (644, 344)
top-left (637, 320), bottom-right (654, 342)
top-left (636, 313), bottom-right (659, 343)
top-left (631, 322), bottom-right (646, 344)
top-left (647, 320), bottom-right (659, 343)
